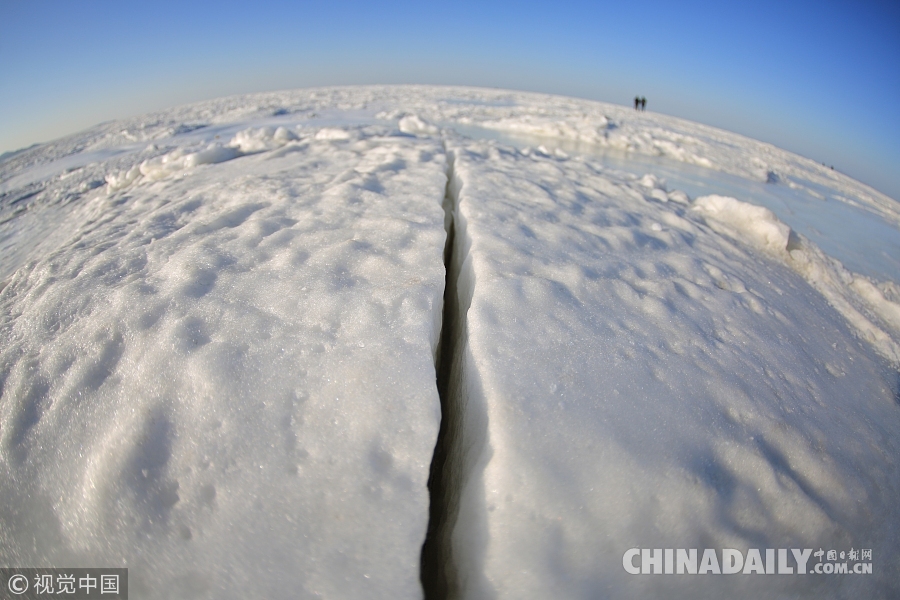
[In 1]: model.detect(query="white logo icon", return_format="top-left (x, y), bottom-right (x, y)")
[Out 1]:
top-left (8, 574), bottom-right (29, 595)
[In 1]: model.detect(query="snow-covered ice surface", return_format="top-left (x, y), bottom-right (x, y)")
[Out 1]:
top-left (443, 141), bottom-right (900, 599)
top-left (1, 86), bottom-right (899, 599)
top-left (1, 119), bottom-right (448, 599)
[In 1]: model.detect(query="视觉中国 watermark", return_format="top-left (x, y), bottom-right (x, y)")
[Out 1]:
top-left (623, 548), bottom-right (873, 575)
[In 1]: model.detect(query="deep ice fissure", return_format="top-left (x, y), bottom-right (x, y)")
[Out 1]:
top-left (420, 149), bottom-right (459, 599)
top-left (421, 146), bottom-right (492, 600)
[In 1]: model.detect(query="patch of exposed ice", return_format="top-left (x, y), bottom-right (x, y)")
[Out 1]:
top-left (692, 194), bottom-right (900, 364)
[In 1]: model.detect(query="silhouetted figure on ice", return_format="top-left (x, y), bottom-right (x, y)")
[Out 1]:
top-left (634, 96), bottom-right (640, 110)
top-left (641, 96), bottom-right (646, 111)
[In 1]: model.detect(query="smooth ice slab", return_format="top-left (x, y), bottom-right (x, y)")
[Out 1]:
top-left (0, 124), bottom-right (449, 599)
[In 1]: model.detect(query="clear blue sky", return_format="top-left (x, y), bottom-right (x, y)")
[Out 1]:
top-left (2, 0), bottom-right (898, 200)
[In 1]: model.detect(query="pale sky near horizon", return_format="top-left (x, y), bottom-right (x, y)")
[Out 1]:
top-left (1, 0), bottom-right (898, 200)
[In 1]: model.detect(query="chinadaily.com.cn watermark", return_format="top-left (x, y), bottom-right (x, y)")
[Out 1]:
top-left (1, 569), bottom-right (127, 599)
top-left (623, 547), bottom-right (873, 575)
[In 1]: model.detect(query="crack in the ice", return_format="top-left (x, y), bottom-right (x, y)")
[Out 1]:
top-left (421, 144), bottom-right (493, 600)
top-left (421, 146), bottom-right (460, 600)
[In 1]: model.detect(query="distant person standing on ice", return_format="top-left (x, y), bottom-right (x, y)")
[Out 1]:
top-left (641, 96), bottom-right (646, 111)
top-left (634, 96), bottom-right (640, 110)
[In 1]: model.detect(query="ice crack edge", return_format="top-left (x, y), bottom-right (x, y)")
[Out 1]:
top-left (421, 145), bottom-right (494, 600)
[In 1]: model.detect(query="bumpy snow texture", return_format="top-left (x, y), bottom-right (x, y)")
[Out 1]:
top-left (1, 86), bottom-right (899, 599)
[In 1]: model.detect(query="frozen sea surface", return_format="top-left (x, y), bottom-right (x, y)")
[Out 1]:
top-left (452, 123), bottom-right (900, 285)
top-left (1, 122), bottom-right (449, 599)
top-left (442, 138), bottom-right (900, 599)
top-left (1, 86), bottom-right (899, 599)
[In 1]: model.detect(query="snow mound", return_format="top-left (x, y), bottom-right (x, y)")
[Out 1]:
top-left (480, 115), bottom-right (609, 145)
top-left (398, 115), bottom-right (439, 136)
top-left (105, 144), bottom-right (240, 190)
top-left (314, 127), bottom-right (352, 140)
top-left (692, 194), bottom-right (793, 253)
top-left (229, 125), bottom-right (299, 153)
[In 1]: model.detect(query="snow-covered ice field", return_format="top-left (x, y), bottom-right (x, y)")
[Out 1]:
top-left (1, 86), bottom-right (899, 599)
